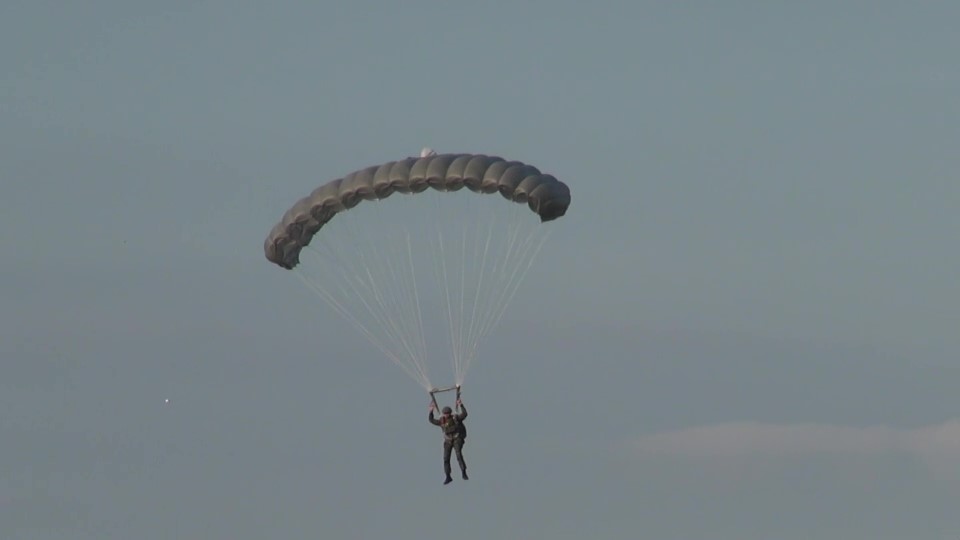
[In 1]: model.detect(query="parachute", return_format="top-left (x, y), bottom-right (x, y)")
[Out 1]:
top-left (264, 150), bottom-right (571, 391)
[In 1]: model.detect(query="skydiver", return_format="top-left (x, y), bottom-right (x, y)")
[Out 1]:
top-left (428, 398), bottom-right (468, 485)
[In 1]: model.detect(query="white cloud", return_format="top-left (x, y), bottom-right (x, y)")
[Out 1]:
top-left (630, 420), bottom-right (960, 465)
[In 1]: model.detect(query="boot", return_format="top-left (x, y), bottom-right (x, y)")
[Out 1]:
top-left (461, 470), bottom-right (469, 480)
top-left (444, 475), bottom-right (453, 485)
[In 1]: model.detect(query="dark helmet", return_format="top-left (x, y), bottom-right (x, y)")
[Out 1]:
top-left (442, 406), bottom-right (453, 414)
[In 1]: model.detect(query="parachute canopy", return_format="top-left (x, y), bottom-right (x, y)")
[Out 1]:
top-left (263, 151), bottom-right (570, 391)
top-left (264, 153), bottom-right (571, 270)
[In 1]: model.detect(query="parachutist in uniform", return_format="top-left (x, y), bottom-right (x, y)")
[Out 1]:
top-left (428, 400), bottom-right (468, 484)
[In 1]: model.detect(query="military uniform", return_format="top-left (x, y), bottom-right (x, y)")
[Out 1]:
top-left (429, 404), bottom-right (468, 484)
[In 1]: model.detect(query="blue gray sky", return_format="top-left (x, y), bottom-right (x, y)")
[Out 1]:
top-left (3, 2), bottom-right (959, 539)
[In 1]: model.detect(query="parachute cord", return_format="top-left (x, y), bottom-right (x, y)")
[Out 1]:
top-left (486, 218), bottom-right (550, 337)
top-left (350, 220), bottom-right (432, 387)
top-left (294, 269), bottom-right (432, 390)
top-left (358, 260), bottom-right (429, 386)
top-left (304, 239), bottom-right (432, 390)
top-left (435, 209), bottom-right (460, 385)
top-left (298, 205), bottom-right (434, 390)
top-left (460, 205), bottom-right (551, 379)
top-left (365, 202), bottom-right (433, 388)
top-left (378, 200), bottom-right (434, 388)
top-left (456, 223), bottom-right (468, 381)
top-left (456, 204), bottom-right (497, 385)
top-left (293, 188), bottom-right (554, 393)
top-left (406, 231), bottom-right (430, 384)
top-left (479, 226), bottom-right (551, 347)
top-left (451, 192), bottom-right (484, 386)
top-left (457, 203), bottom-right (516, 381)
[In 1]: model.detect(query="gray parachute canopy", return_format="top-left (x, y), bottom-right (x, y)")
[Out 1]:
top-left (264, 153), bottom-right (571, 269)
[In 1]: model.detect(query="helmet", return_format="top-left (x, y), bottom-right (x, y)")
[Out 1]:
top-left (442, 406), bottom-right (453, 414)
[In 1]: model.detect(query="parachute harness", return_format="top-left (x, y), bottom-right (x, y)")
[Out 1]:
top-left (430, 385), bottom-right (462, 414)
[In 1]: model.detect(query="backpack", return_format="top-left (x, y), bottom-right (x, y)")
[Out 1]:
top-left (444, 415), bottom-right (467, 440)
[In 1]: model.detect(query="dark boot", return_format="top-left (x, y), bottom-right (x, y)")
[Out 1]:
top-left (444, 476), bottom-right (453, 485)
top-left (461, 470), bottom-right (469, 480)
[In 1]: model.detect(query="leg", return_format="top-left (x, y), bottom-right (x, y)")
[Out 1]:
top-left (443, 440), bottom-right (453, 484)
top-left (453, 439), bottom-right (467, 479)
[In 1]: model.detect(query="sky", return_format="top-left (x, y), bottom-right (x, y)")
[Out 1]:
top-left (2, 1), bottom-right (959, 538)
